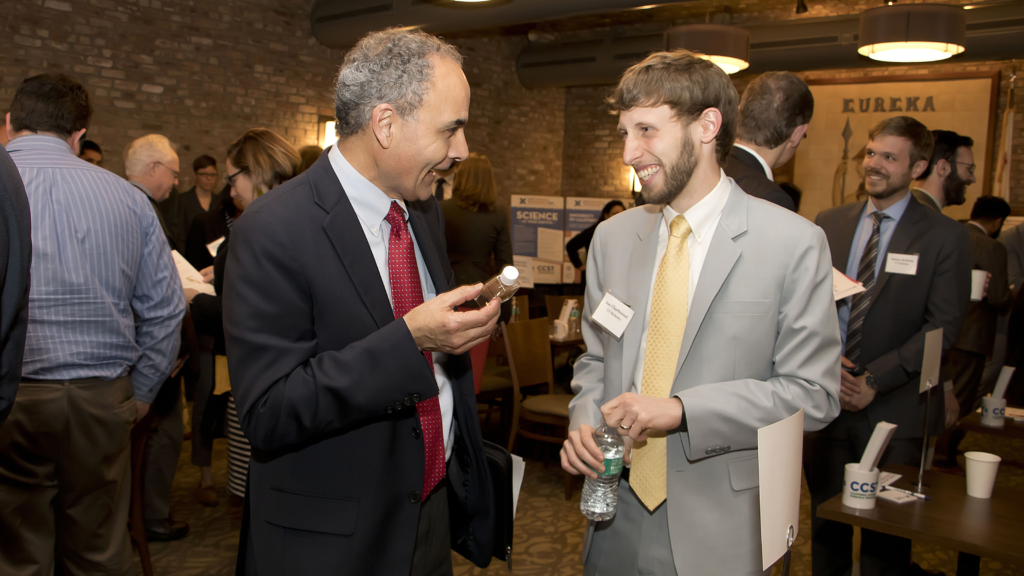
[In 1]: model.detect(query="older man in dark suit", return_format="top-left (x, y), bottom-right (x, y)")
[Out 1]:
top-left (224, 29), bottom-right (499, 576)
top-left (725, 71), bottom-right (814, 212)
top-left (808, 116), bottom-right (972, 576)
top-left (0, 142), bottom-right (31, 425)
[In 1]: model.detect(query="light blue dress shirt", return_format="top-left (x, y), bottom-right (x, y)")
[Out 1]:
top-left (838, 191), bottom-right (913, 352)
top-left (327, 144), bottom-right (455, 460)
top-left (7, 134), bottom-right (185, 403)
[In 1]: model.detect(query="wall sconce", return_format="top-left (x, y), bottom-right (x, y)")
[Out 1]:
top-left (318, 116), bottom-right (338, 150)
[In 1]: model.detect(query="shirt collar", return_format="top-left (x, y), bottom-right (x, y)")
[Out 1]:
top-left (733, 143), bottom-right (773, 180)
top-left (328, 144), bottom-right (408, 238)
top-left (663, 169), bottom-right (730, 244)
top-left (129, 179), bottom-right (154, 200)
top-left (911, 187), bottom-right (943, 211)
top-left (865, 189), bottom-right (913, 223)
top-left (5, 133), bottom-right (76, 155)
top-left (967, 221), bottom-right (988, 234)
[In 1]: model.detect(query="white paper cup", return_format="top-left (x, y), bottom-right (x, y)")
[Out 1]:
top-left (551, 319), bottom-right (568, 340)
top-left (842, 463), bottom-right (880, 509)
top-left (970, 269), bottom-right (989, 302)
top-left (980, 396), bottom-right (1007, 428)
top-left (964, 451), bottom-right (1001, 499)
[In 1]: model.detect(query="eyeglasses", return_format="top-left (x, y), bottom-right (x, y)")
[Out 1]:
top-left (155, 161), bottom-right (179, 179)
top-left (225, 167), bottom-right (247, 187)
top-left (956, 162), bottom-right (976, 176)
top-left (195, 171), bottom-right (218, 178)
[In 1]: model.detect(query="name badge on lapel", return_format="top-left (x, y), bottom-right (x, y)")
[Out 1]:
top-left (885, 253), bottom-right (918, 276)
top-left (591, 292), bottom-right (634, 340)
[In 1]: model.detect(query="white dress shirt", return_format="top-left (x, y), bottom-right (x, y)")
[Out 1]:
top-left (328, 145), bottom-right (454, 460)
top-left (631, 169), bottom-right (732, 395)
top-left (733, 143), bottom-right (774, 180)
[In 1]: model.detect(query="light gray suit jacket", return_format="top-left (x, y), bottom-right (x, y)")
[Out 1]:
top-left (570, 180), bottom-right (842, 576)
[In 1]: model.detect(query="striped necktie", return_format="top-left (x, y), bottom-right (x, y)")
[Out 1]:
top-left (845, 211), bottom-right (888, 365)
top-left (630, 214), bottom-right (691, 512)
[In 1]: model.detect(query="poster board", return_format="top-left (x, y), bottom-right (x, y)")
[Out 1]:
top-left (796, 73), bottom-right (999, 222)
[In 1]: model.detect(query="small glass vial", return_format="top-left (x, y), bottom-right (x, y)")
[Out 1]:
top-left (474, 266), bottom-right (521, 308)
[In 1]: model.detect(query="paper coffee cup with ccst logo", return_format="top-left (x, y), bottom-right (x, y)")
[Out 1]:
top-left (842, 463), bottom-right (880, 510)
top-left (551, 319), bottom-right (568, 340)
top-left (980, 396), bottom-right (1007, 428)
top-left (970, 269), bottom-right (988, 302)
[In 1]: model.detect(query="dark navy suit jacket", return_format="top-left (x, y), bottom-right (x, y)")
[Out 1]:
top-left (224, 152), bottom-right (494, 575)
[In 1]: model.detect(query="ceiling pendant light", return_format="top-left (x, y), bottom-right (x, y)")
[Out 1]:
top-left (665, 24), bottom-right (750, 75)
top-left (857, 3), bottom-right (966, 63)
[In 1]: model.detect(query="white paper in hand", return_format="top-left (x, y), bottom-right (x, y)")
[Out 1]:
top-left (758, 409), bottom-right (804, 571)
top-left (832, 267), bottom-right (866, 301)
top-left (206, 236), bottom-right (225, 257)
top-left (172, 250), bottom-right (215, 296)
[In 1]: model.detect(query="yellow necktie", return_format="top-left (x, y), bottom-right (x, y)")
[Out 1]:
top-left (630, 214), bottom-right (691, 512)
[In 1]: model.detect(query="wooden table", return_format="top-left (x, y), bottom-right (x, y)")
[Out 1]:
top-left (957, 410), bottom-right (1024, 441)
top-left (816, 465), bottom-right (1024, 576)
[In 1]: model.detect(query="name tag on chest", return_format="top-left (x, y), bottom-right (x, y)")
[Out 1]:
top-left (591, 292), bottom-right (634, 340)
top-left (885, 253), bottom-right (918, 276)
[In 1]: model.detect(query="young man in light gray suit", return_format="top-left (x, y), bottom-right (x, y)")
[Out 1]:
top-left (560, 50), bottom-right (842, 576)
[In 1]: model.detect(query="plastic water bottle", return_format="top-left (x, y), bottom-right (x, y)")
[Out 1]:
top-left (580, 423), bottom-right (625, 521)
top-left (474, 266), bottom-right (521, 308)
top-left (567, 300), bottom-right (581, 339)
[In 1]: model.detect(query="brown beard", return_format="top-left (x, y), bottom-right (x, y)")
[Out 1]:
top-left (641, 132), bottom-right (698, 206)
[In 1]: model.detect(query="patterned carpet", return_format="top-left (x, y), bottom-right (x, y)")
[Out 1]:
top-left (134, 427), bottom-right (1023, 576)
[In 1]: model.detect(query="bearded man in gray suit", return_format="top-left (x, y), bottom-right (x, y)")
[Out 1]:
top-left (560, 50), bottom-right (842, 576)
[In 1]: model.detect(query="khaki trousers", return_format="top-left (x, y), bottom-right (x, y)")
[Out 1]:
top-left (0, 376), bottom-right (135, 576)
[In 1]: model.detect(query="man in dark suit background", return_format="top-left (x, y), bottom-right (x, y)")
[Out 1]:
top-left (0, 142), bottom-right (31, 425)
top-left (910, 129), bottom-right (974, 214)
top-left (808, 116), bottom-right (972, 576)
top-left (725, 71), bottom-right (813, 212)
top-left (939, 196), bottom-right (1013, 466)
top-left (224, 29), bottom-right (499, 576)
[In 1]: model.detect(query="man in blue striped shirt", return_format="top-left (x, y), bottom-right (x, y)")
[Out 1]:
top-left (0, 74), bottom-right (185, 575)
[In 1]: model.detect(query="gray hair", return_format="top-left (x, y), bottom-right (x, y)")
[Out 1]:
top-left (333, 28), bottom-right (463, 139)
top-left (125, 134), bottom-right (177, 178)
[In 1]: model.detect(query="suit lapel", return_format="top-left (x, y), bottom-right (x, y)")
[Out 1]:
top-left (673, 184), bottom-right (745, 381)
top-left (312, 155), bottom-right (395, 329)
top-left (620, 207), bottom-right (661, 394)
top-left (407, 203), bottom-right (451, 292)
top-left (830, 201), bottom-right (865, 278)
top-left (869, 195), bottom-right (922, 306)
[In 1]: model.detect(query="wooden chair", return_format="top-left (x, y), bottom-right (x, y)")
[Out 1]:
top-left (477, 356), bottom-right (513, 433)
top-left (129, 411), bottom-right (155, 576)
top-left (502, 318), bottom-right (576, 499)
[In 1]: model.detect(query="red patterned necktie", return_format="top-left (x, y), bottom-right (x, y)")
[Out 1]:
top-left (384, 201), bottom-right (445, 497)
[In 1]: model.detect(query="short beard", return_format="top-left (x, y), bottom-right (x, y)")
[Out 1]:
top-left (942, 170), bottom-right (968, 207)
top-left (641, 133), bottom-right (698, 206)
top-left (864, 168), bottom-right (912, 202)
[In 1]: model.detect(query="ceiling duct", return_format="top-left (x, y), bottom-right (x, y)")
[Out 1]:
top-left (516, 2), bottom-right (1024, 88)
top-left (310, 0), bottom-right (685, 49)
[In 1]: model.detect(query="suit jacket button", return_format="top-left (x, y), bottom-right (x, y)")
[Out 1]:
top-left (386, 407), bottom-right (393, 414)
top-left (412, 394), bottom-right (421, 402)
top-left (395, 402), bottom-right (403, 411)
top-left (705, 447), bottom-right (715, 455)
top-left (412, 427), bottom-right (421, 439)
top-left (410, 491), bottom-right (421, 503)
top-left (722, 446), bottom-right (730, 453)
top-left (404, 397), bottom-right (413, 406)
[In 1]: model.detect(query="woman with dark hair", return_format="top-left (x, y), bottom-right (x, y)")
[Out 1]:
top-left (566, 199), bottom-right (626, 288)
top-left (440, 153), bottom-right (513, 287)
top-left (184, 128), bottom-right (301, 506)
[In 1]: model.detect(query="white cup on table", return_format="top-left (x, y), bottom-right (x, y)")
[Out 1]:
top-left (842, 463), bottom-right (880, 510)
top-left (964, 451), bottom-right (1001, 499)
top-left (980, 396), bottom-right (1007, 428)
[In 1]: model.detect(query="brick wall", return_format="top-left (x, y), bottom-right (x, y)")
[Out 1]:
top-left (0, 0), bottom-right (564, 200)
